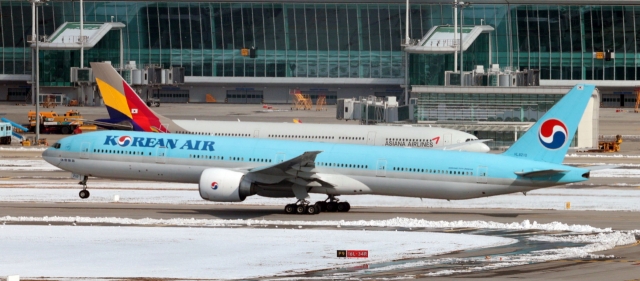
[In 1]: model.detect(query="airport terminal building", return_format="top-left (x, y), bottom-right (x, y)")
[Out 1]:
top-left (0, 0), bottom-right (635, 147)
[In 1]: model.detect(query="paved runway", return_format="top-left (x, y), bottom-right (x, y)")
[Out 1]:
top-left (1, 202), bottom-right (639, 230)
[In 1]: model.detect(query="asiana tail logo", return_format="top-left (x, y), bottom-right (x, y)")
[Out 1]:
top-left (104, 135), bottom-right (215, 151)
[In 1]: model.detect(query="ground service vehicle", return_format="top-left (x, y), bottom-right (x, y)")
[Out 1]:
top-left (0, 122), bottom-right (12, 144)
top-left (28, 110), bottom-right (84, 134)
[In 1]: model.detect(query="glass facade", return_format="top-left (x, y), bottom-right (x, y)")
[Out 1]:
top-left (1, 2), bottom-right (638, 86)
top-left (0, 1), bottom-right (413, 85)
top-left (406, 5), bottom-right (640, 85)
top-left (417, 93), bottom-right (561, 122)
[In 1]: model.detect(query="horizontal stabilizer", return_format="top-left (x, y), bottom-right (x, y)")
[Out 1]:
top-left (435, 139), bottom-right (492, 151)
top-left (87, 119), bottom-right (134, 130)
top-left (515, 169), bottom-right (569, 177)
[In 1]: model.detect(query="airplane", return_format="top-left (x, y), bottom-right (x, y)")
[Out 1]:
top-left (90, 62), bottom-right (490, 153)
top-left (44, 84), bottom-right (598, 215)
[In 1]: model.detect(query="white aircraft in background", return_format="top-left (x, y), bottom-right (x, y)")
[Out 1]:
top-left (91, 62), bottom-right (490, 152)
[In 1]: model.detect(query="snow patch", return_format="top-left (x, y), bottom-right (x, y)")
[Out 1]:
top-left (0, 216), bottom-right (615, 233)
top-left (0, 160), bottom-right (60, 171)
top-left (0, 224), bottom-right (514, 279)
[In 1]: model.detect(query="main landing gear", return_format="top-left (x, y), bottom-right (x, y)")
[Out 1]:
top-left (78, 175), bottom-right (90, 199)
top-left (283, 195), bottom-right (351, 215)
top-left (284, 200), bottom-right (320, 215)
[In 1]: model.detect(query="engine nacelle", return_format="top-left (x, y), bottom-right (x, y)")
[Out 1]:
top-left (199, 168), bottom-right (254, 202)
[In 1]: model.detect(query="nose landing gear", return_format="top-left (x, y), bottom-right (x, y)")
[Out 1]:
top-left (78, 175), bottom-right (90, 199)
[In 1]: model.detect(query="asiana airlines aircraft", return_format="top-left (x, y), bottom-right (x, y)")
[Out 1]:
top-left (90, 62), bottom-right (490, 153)
top-left (44, 84), bottom-right (601, 215)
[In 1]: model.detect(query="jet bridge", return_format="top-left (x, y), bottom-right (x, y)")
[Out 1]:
top-left (404, 25), bottom-right (494, 54)
top-left (31, 22), bottom-right (125, 50)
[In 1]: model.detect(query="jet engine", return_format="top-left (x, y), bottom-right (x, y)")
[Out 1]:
top-left (198, 168), bottom-right (254, 202)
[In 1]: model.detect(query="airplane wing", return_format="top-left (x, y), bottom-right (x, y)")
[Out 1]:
top-left (434, 139), bottom-right (492, 151)
top-left (245, 151), bottom-right (334, 192)
top-left (515, 169), bottom-right (569, 177)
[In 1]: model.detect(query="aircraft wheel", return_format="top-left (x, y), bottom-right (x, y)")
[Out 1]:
top-left (337, 202), bottom-right (349, 212)
top-left (345, 202), bottom-right (351, 212)
top-left (79, 190), bottom-right (90, 199)
top-left (61, 126), bottom-right (71, 135)
top-left (284, 204), bottom-right (296, 214)
top-left (315, 201), bottom-right (326, 212)
top-left (295, 205), bottom-right (306, 214)
top-left (305, 205), bottom-right (317, 215)
top-left (326, 202), bottom-right (338, 212)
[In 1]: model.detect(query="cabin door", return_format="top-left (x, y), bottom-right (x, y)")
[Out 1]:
top-left (80, 142), bottom-right (91, 159)
top-left (156, 147), bottom-right (167, 164)
top-left (367, 131), bottom-right (376, 145)
top-left (253, 130), bottom-right (259, 138)
top-left (476, 166), bottom-right (488, 184)
top-left (276, 152), bottom-right (286, 163)
top-left (376, 159), bottom-right (387, 177)
top-left (443, 134), bottom-right (452, 145)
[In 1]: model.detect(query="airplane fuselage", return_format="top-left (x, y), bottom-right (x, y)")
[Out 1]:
top-left (168, 120), bottom-right (490, 152)
top-left (44, 131), bottom-right (588, 201)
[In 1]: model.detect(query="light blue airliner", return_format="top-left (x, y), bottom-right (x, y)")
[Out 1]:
top-left (44, 84), bottom-right (597, 214)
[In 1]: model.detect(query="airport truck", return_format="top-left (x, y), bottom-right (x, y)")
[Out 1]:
top-left (28, 110), bottom-right (86, 134)
top-left (0, 122), bottom-right (12, 144)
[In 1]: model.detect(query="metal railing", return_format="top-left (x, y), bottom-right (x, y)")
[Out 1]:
top-left (424, 39), bottom-right (459, 47)
top-left (57, 35), bottom-right (88, 44)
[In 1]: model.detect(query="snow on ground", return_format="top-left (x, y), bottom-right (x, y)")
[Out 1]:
top-left (0, 160), bottom-right (59, 171)
top-left (0, 146), bottom-right (47, 151)
top-left (590, 168), bottom-right (640, 177)
top-left (0, 216), bottom-right (615, 233)
top-left (566, 153), bottom-right (640, 158)
top-left (0, 180), bottom-right (197, 190)
top-left (362, 231), bottom-right (637, 277)
top-left (1, 217), bottom-right (636, 278)
top-left (0, 224), bottom-right (515, 279)
top-left (1, 186), bottom-right (640, 211)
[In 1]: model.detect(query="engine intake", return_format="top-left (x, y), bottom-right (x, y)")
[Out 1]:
top-left (199, 168), bottom-right (254, 202)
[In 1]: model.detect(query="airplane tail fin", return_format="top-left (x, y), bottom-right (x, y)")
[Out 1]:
top-left (504, 84), bottom-right (595, 164)
top-left (91, 62), bottom-right (171, 133)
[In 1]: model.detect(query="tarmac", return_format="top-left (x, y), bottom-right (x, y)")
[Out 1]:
top-left (2, 101), bottom-right (640, 280)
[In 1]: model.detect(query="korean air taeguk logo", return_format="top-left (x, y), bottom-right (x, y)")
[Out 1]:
top-left (538, 119), bottom-right (568, 150)
top-left (117, 136), bottom-right (132, 147)
top-left (211, 182), bottom-right (218, 190)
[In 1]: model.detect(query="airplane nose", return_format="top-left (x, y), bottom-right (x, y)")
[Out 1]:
top-left (478, 143), bottom-right (491, 153)
top-left (42, 147), bottom-right (56, 165)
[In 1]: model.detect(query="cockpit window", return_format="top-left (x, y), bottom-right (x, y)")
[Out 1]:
top-left (53, 143), bottom-right (61, 149)
top-left (465, 138), bottom-right (478, 142)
